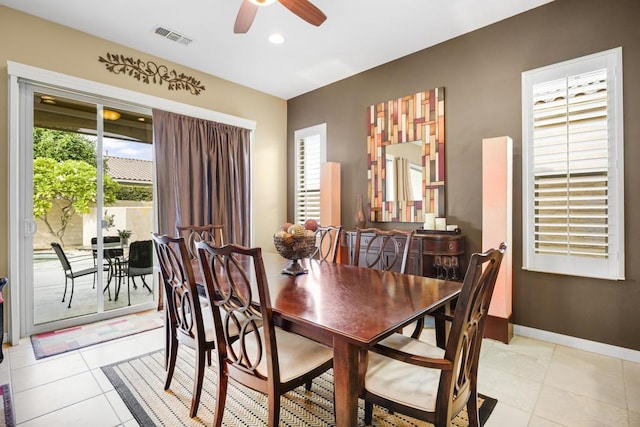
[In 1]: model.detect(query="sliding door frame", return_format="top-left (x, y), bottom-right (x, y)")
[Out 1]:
top-left (7, 61), bottom-right (256, 344)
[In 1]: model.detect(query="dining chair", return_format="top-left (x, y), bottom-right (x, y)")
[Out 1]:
top-left (51, 242), bottom-right (99, 308)
top-left (312, 225), bottom-right (342, 263)
top-left (114, 239), bottom-right (153, 306)
top-left (360, 243), bottom-right (507, 427)
top-left (176, 224), bottom-right (225, 259)
top-left (352, 228), bottom-right (426, 337)
top-left (151, 233), bottom-right (219, 418)
top-left (196, 241), bottom-right (334, 427)
top-left (352, 227), bottom-right (414, 273)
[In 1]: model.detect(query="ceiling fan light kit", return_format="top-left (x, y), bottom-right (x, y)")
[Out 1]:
top-left (234, 0), bottom-right (327, 34)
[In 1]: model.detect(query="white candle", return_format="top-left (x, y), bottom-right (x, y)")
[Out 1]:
top-left (435, 217), bottom-right (447, 231)
top-left (423, 213), bottom-right (435, 230)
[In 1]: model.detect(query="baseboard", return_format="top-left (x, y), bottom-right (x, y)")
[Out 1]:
top-left (514, 324), bottom-right (640, 364)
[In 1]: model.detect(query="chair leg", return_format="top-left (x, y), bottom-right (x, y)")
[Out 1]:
top-left (467, 387), bottom-right (480, 427)
top-left (364, 401), bottom-right (374, 425)
top-left (164, 336), bottom-right (179, 390)
top-left (212, 358), bottom-right (228, 427)
top-left (62, 276), bottom-right (68, 303)
top-left (127, 277), bottom-right (131, 306)
top-left (190, 348), bottom-right (206, 418)
top-left (164, 314), bottom-right (170, 370)
top-left (114, 271), bottom-right (121, 301)
top-left (103, 280), bottom-right (112, 301)
top-left (267, 392), bottom-right (281, 427)
top-left (305, 380), bottom-right (312, 391)
top-left (141, 275), bottom-right (152, 293)
top-left (67, 277), bottom-right (75, 308)
top-left (435, 315), bottom-right (447, 349)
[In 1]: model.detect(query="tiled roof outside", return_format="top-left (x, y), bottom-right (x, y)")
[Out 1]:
top-left (105, 156), bottom-right (152, 184)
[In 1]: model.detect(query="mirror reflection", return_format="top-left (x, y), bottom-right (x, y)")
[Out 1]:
top-left (385, 141), bottom-right (422, 202)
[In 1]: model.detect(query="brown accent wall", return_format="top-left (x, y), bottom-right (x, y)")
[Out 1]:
top-left (287, 0), bottom-right (640, 350)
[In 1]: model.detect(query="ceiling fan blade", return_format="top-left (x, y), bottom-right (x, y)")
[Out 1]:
top-left (234, 0), bottom-right (259, 34)
top-left (278, 0), bottom-right (327, 27)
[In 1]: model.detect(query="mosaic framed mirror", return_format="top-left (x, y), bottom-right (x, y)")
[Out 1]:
top-left (367, 87), bottom-right (445, 222)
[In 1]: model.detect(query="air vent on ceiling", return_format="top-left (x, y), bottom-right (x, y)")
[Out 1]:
top-left (154, 26), bottom-right (193, 46)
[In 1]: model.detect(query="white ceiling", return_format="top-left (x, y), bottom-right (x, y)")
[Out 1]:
top-left (1, 0), bottom-right (553, 99)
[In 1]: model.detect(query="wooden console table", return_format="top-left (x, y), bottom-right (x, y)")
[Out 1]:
top-left (344, 231), bottom-right (465, 280)
top-left (416, 232), bottom-right (466, 280)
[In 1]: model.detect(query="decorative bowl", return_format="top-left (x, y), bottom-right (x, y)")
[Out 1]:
top-left (273, 232), bottom-right (316, 275)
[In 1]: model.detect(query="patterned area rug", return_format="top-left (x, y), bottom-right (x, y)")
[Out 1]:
top-left (31, 310), bottom-right (163, 359)
top-left (102, 349), bottom-right (497, 427)
top-left (0, 384), bottom-right (15, 427)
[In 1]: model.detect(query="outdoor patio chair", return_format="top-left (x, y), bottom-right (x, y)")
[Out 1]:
top-left (51, 242), bottom-right (99, 308)
top-left (114, 239), bottom-right (153, 306)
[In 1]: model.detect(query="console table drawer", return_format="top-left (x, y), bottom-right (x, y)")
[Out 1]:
top-left (420, 235), bottom-right (465, 255)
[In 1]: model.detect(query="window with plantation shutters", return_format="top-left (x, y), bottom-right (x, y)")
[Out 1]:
top-left (522, 48), bottom-right (624, 280)
top-left (294, 124), bottom-right (326, 225)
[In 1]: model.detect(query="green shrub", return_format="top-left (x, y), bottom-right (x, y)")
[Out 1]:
top-left (116, 185), bottom-right (153, 201)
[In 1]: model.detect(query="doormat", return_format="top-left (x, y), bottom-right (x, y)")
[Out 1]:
top-left (31, 310), bottom-right (163, 359)
top-left (0, 384), bottom-right (15, 427)
top-left (103, 349), bottom-right (497, 426)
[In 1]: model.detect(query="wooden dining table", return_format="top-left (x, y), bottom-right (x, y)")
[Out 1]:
top-left (192, 252), bottom-right (462, 426)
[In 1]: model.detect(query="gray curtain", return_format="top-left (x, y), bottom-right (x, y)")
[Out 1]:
top-left (152, 109), bottom-right (251, 246)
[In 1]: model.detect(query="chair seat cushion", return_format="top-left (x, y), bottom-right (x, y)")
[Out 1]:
top-left (366, 333), bottom-right (445, 412)
top-left (231, 327), bottom-right (333, 383)
top-left (178, 302), bottom-right (239, 344)
top-left (69, 266), bottom-right (98, 278)
top-left (128, 267), bottom-right (153, 276)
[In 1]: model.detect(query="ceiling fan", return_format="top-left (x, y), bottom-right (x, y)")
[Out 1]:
top-left (234, 0), bottom-right (327, 34)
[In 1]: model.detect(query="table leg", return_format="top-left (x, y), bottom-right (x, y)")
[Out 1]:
top-left (435, 298), bottom-right (457, 349)
top-left (332, 339), bottom-right (359, 427)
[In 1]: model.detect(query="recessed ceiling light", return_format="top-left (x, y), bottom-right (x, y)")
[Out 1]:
top-left (249, 0), bottom-right (277, 5)
top-left (269, 33), bottom-right (284, 44)
top-left (138, 117), bottom-right (146, 122)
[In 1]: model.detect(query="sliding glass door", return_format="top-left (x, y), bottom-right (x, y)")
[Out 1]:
top-left (22, 83), bottom-right (156, 335)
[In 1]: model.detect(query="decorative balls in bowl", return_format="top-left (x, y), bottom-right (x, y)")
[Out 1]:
top-left (273, 223), bottom-right (318, 275)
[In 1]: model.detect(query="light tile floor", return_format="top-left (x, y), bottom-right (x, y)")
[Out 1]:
top-left (1, 326), bottom-right (639, 426)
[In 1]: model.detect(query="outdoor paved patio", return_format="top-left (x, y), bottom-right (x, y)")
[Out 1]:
top-left (33, 249), bottom-right (156, 326)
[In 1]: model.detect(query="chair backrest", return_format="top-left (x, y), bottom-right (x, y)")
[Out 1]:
top-left (312, 225), bottom-right (342, 263)
top-left (177, 224), bottom-right (225, 259)
top-left (439, 243), bottom-right (507, 418)
top-left (151, 233), bottom-right (206, 343)
top-left (128, 240), bottom-right (153, 269)
top-left (196, 241), bottom-right (280, 388)
top-left (51, 242), bottom-right (71, 272)
top-left (353, 228), bottom-right (414, 273)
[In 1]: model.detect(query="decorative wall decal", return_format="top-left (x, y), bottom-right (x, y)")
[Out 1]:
top-left (98, 53), bottom-right (205, 95)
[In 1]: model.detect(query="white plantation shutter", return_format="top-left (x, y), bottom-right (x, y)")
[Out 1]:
top-left (294, 124), bottom-right (326, 225)
top-left (522, 48), bottom-right (624, 280)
